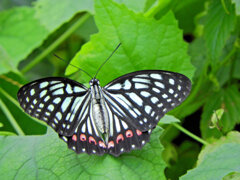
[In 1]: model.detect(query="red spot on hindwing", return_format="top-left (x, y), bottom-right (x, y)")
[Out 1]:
top-left (108, 141), bottom-right (114, 149)
top-left (116, 134), bottom-right (124, 144)
top-left (80, 134), bottom-right (86, 141)
top-left (72, 134), bottom-right (77, 141)
top-left (89, 136), bottom-right (97, 145)
top-left (136, 129), bottom-right (142, 136)
top-left (126, 130), bottom-right (133, 138)
top-left (99, 141), bottom-right (106, 148)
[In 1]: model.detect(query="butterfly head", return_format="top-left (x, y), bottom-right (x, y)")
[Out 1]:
top-left (89, 78), bottom-right (100, 86)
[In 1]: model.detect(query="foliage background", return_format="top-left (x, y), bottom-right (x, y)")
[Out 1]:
top-left (0, 0), bottom-right (240, 179)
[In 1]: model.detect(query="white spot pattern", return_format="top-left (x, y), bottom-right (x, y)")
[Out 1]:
top-left (61, 97), bottom-right (72, 112)
top-left (52, 89), bottom-right (64, 95)
top-left (66, 84), bottom-right (73, 94)
top-left (169, 78), bottom-right (175, 85)
top-left (123, 80), bottom-right (131, 90)
top-left (30, 89), bottom-right (35, 96)
top-left (145, 105), bottom-right (151, 114)
top-left (128, 92), bottom-right (143, 106)
top-left (40, 82), bottom-right (49, 88)
top-left (135, 83), bottom-right (148, 89)
top-left (150, 74), bottom-right (162, 80)
top-left (40, 90), bottom-right (47, 98)
top-left (154, 82), bottom-right (165, 89)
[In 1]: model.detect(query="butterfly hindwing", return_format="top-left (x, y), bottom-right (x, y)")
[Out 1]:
top-left (60, 100), bottom-right (107, 155)
top-left (17, 77), bottom-right (90, 136)
top-left (105, 100), bottom-right (152, 156)
top-left (103, 70), bottom-right (191, 132)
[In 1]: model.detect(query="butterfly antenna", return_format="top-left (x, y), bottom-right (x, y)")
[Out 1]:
top-left (54, 54), bottom-right (93, 79)
top-left (94, 43), bottom-right (122, 79)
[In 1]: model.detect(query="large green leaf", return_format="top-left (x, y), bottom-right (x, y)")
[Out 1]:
top-left (34, 0), bottom-right (94, 31)
top-left (203, 0), bottom-right (236, 61)
top-left (0, 127), bottom-right (166, 179)
top-left (0, 7), bottom-right (48, 74)
top-left (0, 0), bottom-right (93, 75)
top-left (200, 85), bottom-right (240, 139)
top-left (67, 0), bottom-right (194, 86)
top-left (181, 131), bottom-right (240, 180)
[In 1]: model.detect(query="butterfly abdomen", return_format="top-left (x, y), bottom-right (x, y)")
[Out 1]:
top-left (90, 80), bottom-right (109, 136)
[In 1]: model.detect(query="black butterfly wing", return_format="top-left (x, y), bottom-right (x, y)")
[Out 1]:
top-left (17, 77), bottom-right (90, 136)
top-left (104, 100), bottom-right (152, 156)
top-left (103, 70), bottom-right (191, 132)
top-left (59, 100), bottom-right (107, 155)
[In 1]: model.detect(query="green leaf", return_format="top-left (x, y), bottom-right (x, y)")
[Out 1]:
top-left (67, 0), bottom-right (194, 86)
top-left (0, 7), bottom-right (48, 74)
top-left (200, 85), bottom-right (240, 139)
top-left (165, 141), bottom-right (200, 180)
top-left (114, 0), bottom-right (148, 12)
top-left (232, 0), bottom-right (240, 14)
top-left (0, 131), bottom-right (17, 136)
top-left (188, 37), bottom-right (208, 80)
top-left (203, 0), bottom-right (236, 60)
top-left (158, 115), bottom-right (180, 125)
top-left (0, 0), bottom-right (93, 75)
top-left (173, 0), bottom-right (206, 34)
top-left (0, 72), bottom-right (46, 135)
top-left (233, 51), bottom-right (240, 79)
top-left (181, 131), bottom-right (240, 180)
top-left (0, 127), bottom-right (166, 179)
top-left (34, 0), bottom-right (94, 31)
top-left (223, 172), bottom-right (240, 180)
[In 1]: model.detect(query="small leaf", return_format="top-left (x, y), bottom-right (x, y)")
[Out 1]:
top-left (0, 127), bottom-right (166, 179)
top-left (200, 85), bottom-right (240, 139)
top-left (223, 172), bottom-right (240, 180)
top-left (203, 0), bottom-right (236, 60)
top-left (209, 108), bottom-right (224, 129)
top-left (159, 115), bottom-right (180, 125)
top-left (181, 131), bottom-right (240, 180)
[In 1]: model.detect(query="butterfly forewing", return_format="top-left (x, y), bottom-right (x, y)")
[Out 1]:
top-left (17, 77), bottom-right (90, 136)
top-left (103, 70), bottom-right (191, 132)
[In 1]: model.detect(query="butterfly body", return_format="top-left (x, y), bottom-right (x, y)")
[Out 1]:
top-left (90, 79), bottom-right (109, 137)
top-left (18, 70), bottom-right (191, 156)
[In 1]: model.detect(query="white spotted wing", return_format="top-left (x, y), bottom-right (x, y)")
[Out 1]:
top-left (17, 77), bottom-right (90, 136)
top-left (103, 70), bottom-right (191, 131)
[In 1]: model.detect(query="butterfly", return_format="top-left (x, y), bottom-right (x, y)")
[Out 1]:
top-left (17, 45), bottom-right (191, 156)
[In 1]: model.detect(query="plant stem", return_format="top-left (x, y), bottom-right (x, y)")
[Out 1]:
top-left (144, 0), bottom-right (171, 17)
top-left (221, 0), bottom-right (230, 14)
top-left (173, 123), bottom-right (209, 145)
top-left (0, 87), bottom-right (46, 126)
top-left (21, 13), bottom-right (91, 74)
top-left (0, 98), bottom-right (25, 135)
